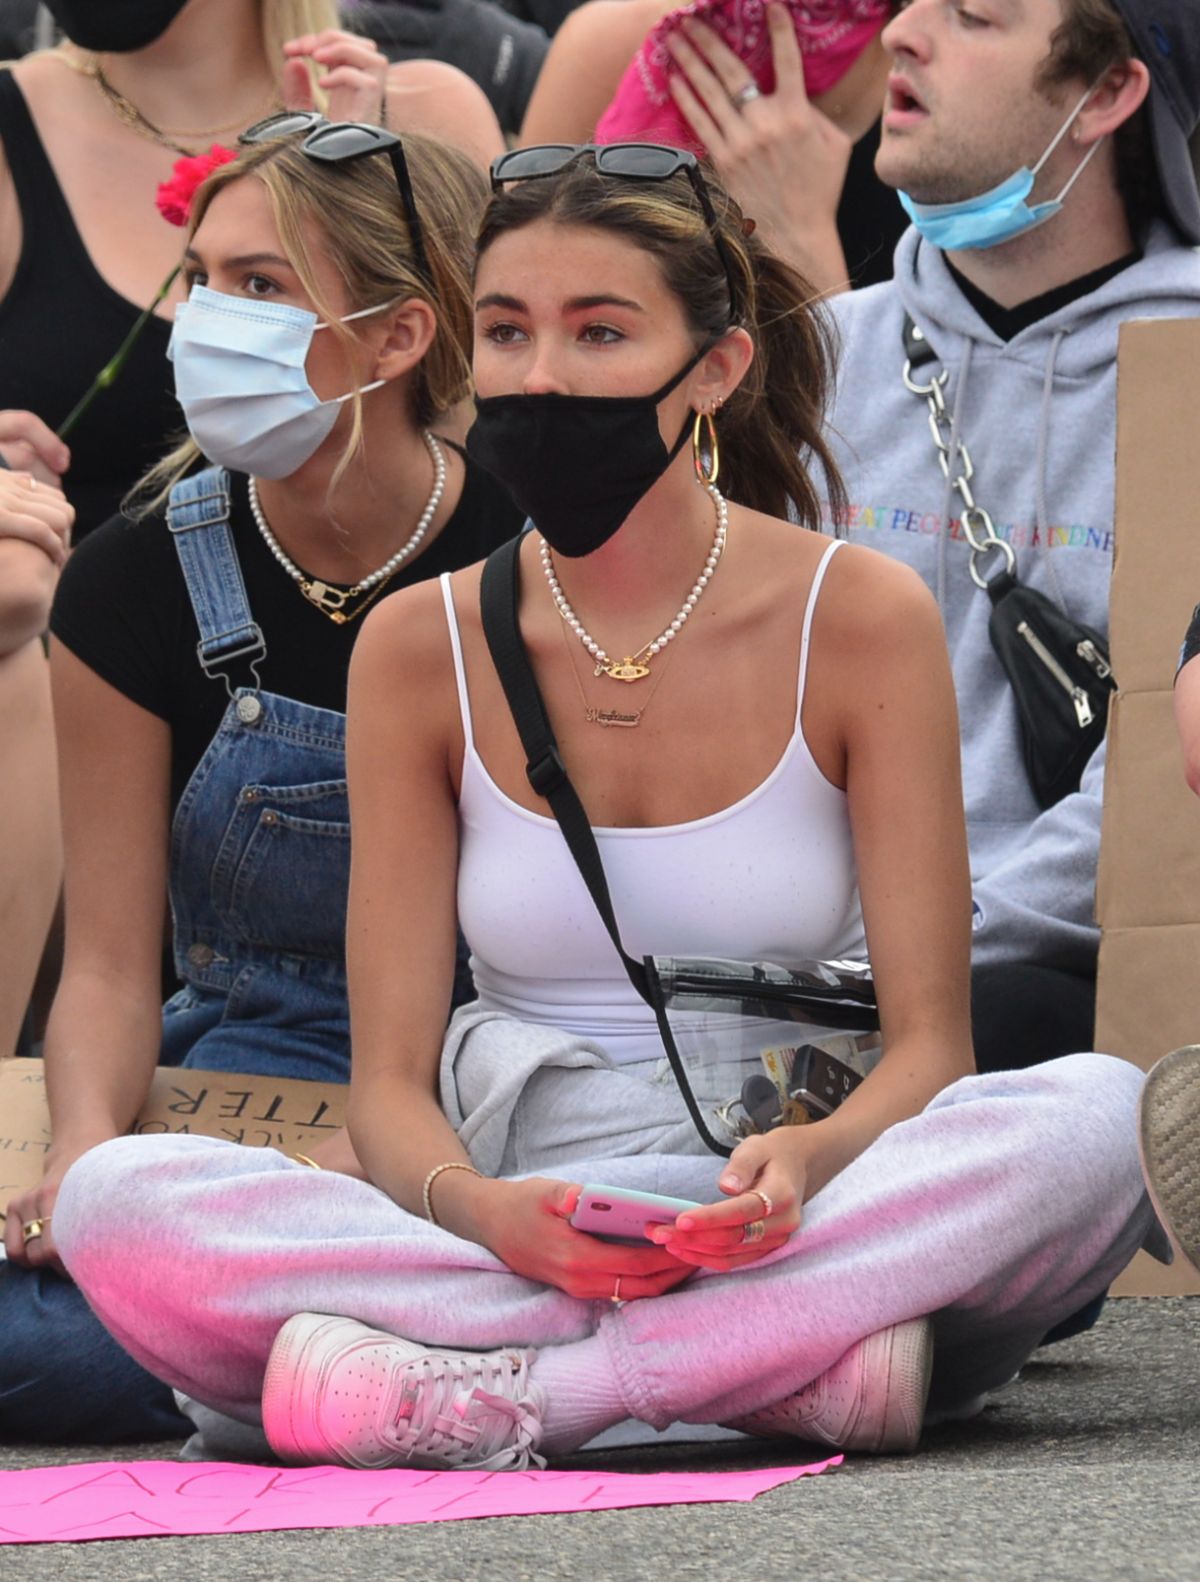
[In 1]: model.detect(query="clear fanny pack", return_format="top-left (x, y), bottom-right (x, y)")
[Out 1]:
top-left (481, 537), bottom-right (881, 1157)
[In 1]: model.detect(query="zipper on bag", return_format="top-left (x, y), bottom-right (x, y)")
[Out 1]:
top-left (1016, 620), bottom-right (1095, 728)
top-left (1076, 638), bottom-right (1112, 680)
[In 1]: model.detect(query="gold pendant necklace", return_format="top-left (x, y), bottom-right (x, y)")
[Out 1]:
top-left (540, 485), bottom-right (729, 684)
top-left (248, 434), bottom-right (447, 626)
top-left (558, 611), bottom-right (677, 727)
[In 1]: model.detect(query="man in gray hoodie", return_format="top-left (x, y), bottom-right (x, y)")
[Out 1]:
top-left (824, 0), bottom-right (1200, 1071)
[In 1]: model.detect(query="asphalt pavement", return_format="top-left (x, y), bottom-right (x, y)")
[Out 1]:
top-left (6, 1297), bottom-right (1198, 1582)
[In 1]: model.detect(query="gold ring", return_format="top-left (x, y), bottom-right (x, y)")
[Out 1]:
top-left (740, 1219), bottom-right (766, 1244)
top-left (749, 1188), bottom-right (774, 1219)
top-left (22, 1217), bottom-right (47, 1242)
top-left (611, 1277), bottom-right (623, 1304)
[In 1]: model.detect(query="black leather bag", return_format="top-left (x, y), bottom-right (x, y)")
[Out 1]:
top-left (901, 314), bottom-right (1116, 811)
top-left (986, 571), bottom-right (1115, 810)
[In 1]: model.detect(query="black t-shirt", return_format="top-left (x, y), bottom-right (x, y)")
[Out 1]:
top-left (50, 452), bottom-right (524, 810)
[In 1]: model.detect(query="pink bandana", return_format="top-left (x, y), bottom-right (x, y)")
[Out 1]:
top-left (596, 0), bottom-right (890, 156)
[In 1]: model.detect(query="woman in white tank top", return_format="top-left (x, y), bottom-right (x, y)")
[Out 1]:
top-left (52, 146), bottom-right (1155, 1471)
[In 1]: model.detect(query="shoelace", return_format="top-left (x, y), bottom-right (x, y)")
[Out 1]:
top-left (390, 1350), bottom-right (546, 1470)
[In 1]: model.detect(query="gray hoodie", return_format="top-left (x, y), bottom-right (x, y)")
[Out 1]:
top-left (823, 223), bottom-right (1200, 975)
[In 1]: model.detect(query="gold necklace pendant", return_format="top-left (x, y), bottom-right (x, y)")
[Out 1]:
top-left (301, 579), bottom-right (354, 617)
top-left (597, 657), bottom-right (652, 683)
top-left (585, 706), bottom-right (642, 728)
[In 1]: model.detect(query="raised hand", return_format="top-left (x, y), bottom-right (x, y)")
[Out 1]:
top-left (666, 4), bottom-right (853, 293)
top-left (282, 29), bottom-right (391, 126)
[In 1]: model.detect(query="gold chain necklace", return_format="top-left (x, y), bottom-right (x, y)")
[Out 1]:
top-left (84, 57), bottom-right (280, 157)
top-left (557, 607), bottom-right (678, 728)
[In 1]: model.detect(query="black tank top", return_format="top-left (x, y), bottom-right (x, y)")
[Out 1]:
top-left (0, 71), bottom-right (182, 538)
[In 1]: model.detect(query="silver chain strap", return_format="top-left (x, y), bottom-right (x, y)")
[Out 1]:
top-left (902, 325), bottom-right (1016, 590)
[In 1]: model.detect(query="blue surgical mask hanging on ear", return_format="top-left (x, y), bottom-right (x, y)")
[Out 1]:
top-left (898, 83), bottom-right (1105, 251)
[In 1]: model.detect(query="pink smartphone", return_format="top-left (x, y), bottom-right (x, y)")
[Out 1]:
top-left (570, 1184), bottom-right (702, 1246)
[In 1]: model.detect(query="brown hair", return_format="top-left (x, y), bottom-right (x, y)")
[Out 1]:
top-left (132, 129), bottom-right (487, 514)
top-left (475, 158), bottom-right (846, 531)
top-left (1038, 0), bottom-right (1161, 235)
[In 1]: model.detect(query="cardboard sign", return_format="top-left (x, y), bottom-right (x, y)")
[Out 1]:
top-left (1099, 318), bottom-right (1200, 1297)
top-left (0, 1061), bottom-right (347, 1205)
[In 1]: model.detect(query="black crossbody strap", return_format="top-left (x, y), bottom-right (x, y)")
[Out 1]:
top-left (479, 538), bottom-right (651, 1002)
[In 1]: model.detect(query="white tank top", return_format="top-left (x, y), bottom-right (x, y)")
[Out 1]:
top-left (442, 539), bottom-right (866, 1065)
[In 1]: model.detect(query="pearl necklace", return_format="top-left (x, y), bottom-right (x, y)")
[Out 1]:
top-left (540, 485), bottom-right (728, 683)
top-left (248, 430), bottom-right (446, 625)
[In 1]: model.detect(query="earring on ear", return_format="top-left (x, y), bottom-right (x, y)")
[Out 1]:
top-left (692, 398), bottom-right (721, 488)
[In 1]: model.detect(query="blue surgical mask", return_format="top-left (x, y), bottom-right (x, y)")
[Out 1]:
top-left (168, 285), bottom-right (391, 479)
top-left (898, 84), bottom-right (1104, 252)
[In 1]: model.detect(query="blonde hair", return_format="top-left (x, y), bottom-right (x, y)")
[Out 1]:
top-left (262, 1), bottom-right (342, 104)
top-left (133, 130), bottom-right (487, 515)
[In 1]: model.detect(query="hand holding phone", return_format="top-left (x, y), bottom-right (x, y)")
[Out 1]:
top-left (569, 1183), bottom-right (702, 1246)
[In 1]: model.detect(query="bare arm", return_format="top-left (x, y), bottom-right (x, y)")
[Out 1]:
top-left (519, 0), bottom-right (675, 145)
top-left (5, 642), bottom-right (171, 1270)
top-left (656, 549), bottom-right (974, 1271)
top-left (343, 582), bottom-right (467, 1214)
top-left (1175, 651), bottom-right (1200, 796)
top-left (345, 579), bottom-right (690, 1300)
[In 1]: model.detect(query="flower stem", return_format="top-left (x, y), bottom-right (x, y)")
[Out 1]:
top-left (57, 263), bottom-right (182, 441)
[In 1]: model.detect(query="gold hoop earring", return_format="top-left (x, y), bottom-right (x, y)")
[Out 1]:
top-left (692, 405), bottom-right (720, 488)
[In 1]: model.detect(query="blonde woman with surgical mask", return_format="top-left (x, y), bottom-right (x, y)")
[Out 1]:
top-left (0, 124), bottom-right (522, 1445)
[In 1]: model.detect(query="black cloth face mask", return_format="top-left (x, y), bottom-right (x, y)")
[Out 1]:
top-left (466, 343), bottom-right (711, 559)
top-left (45, 0), bottom-right (190, 52)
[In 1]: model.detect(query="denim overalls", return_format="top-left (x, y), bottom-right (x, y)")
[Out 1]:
top-left (159, 467), bottom-right (352, 1082)
top-left (1, 467), bottom-right (356, 1443)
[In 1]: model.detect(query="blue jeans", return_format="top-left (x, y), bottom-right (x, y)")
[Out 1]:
top-left (0, 990), bottom-right (354, 1442)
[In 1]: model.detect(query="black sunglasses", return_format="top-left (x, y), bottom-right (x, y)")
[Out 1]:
top-left (240, 111), bottom-right (432, 286)
top-left (490, 143), bottom-right (741, 326)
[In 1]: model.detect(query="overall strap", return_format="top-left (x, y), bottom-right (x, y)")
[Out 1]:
top-left (479, 536), bottom-right (649, 1002)
top-left (167, 467), bottom-right (265, 694)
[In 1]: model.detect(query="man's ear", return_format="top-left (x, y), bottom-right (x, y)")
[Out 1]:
top-left (692, 325), bottom-right (755, 410)
top-left (373, 297), bottom-right (439, 383)
top-left (1078, 57), bottom-right (1151, 145)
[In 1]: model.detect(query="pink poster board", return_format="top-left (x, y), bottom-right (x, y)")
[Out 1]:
top-left (0, 1457), bottom-right (841, 1544)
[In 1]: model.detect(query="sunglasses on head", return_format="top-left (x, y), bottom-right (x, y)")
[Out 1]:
top-left (490, 143), bottom-right (742, 327)
top-left (239, 111), bottom-right (431, 286)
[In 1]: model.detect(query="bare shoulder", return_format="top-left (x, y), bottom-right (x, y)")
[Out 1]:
top-left (351, 561), bottom-right (486, 689)
top-left (814, 539), bottom-right (944, 661)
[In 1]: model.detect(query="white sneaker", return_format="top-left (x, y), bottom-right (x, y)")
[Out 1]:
top-left (726, 1317), bottom-right (934, 1454)
top-left (262, 1314), bottom-right (547, 1470)
top-left (1138, 1045), bottom-right (1200, 1274)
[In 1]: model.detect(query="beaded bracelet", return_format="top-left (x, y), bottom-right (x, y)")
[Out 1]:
top-left (422, 1161), bottom-right (482, 1225)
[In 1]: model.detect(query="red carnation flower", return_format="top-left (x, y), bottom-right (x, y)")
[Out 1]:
top-left (156, 144), bottom-right (238, 227)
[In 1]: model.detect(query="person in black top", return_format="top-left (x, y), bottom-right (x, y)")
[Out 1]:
top-left (0, 121), bottom-right (522, 1445)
